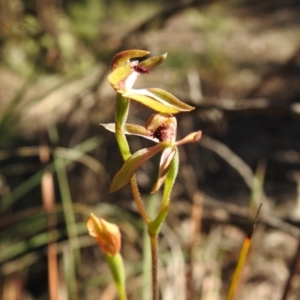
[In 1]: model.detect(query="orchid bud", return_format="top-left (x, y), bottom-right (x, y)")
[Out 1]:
top-left (87, 214), bottom-right (121, 256)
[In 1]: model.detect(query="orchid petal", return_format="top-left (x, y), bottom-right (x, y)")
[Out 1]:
top-left (125, 70), bottom-right (140, 90)
top-left (109, 144), bottom-right (165, 193)
top-left (161, 148), bottom-right (179, 206)
top-left (100, 123), bottom-right (116, 133)
top-left (124, 90), bottom-right (182, 113)
top-left (111, 49), bottom-right (149, 70)
top-left (108, 63), bottom-right (133, 93)
top-left (147, 88), bottom-right (195, 112)
top-left (138, 53), bottom-right (168, 69)
top-left (145, 113), bottom-right (173, 131)
top-left (151, 147), bottom-right (176, 194)
top-left (175, 131), bottom-right (202, 146)
top-left (100, 123), bottom-right (159, 142)
top-left (125, 88), bottom-right (194, 113)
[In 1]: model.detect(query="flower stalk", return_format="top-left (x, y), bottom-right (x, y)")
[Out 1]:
top-left (106, 253), bottom-right (127, 300)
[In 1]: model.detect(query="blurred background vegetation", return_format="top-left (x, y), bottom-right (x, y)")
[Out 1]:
top-left (1, 0), bottom-right (300, 299)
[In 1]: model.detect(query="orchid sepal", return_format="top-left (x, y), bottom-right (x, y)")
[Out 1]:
top-left (151, 147), bottom-right (176, 194)
top-left (109, 144), bottom-right (165, 193)
top-left (138, 53), bottom-right (168, 69)
top-left (146, 88), bottom-right (194, 112)
top-left (175, 131), bottom-right (202, 145)
top-left (108, 63), bottom-right (133, 93)
top-left (111, 49), bottom-right (150, 70)
top-left (161, 148), bottom-right (179, 206)
top-left (123, 91), bottom-right (182, 114)
top-left (101, 123), bottom-right (156, 141)
top-left (124, 88), bottom-right (195, 113)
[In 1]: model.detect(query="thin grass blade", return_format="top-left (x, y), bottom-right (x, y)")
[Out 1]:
top-left (226, 204), bottom-right (262, 300)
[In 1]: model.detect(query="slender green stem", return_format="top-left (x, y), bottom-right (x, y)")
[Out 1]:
top-left (142, 222), bottom-right (151, 300)
top-left (115, 124), bottom-right (131, 160)
top-left (143, 194), bottom-right (159, 300)
top-left (115, 93), bottom-right (130, 130)
top-left (149, 233), bottom-right (159, 300)
top-left (130, 176), bottom-right (150, 224)
top-left (106, 253), bottom-right (128, 300)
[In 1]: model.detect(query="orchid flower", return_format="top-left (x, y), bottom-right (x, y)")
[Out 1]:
top-left (108, 50), bottom-right (194, 114)
top-left (101, 113), bottom-right (201, 194)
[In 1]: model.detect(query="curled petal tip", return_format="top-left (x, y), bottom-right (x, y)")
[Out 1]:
top-left (111, 49), bottom-right (150, 70)
top-left (175, 131), bottom-right (202, 146)
top-left (194, 131), bottom-right (202, 142)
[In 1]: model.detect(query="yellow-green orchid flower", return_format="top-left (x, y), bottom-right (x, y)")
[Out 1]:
top-left (101, 113), bottom-right (201, 193)
top-left (108, 49), bottom-right (195, 114)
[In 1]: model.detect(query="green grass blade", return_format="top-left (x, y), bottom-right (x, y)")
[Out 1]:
top-left (54, 154), bottom-right (80, 263)
top-left (0, 136), bottom-right (102, 212)
top-left (249, 160), bottom-right (266, 220)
